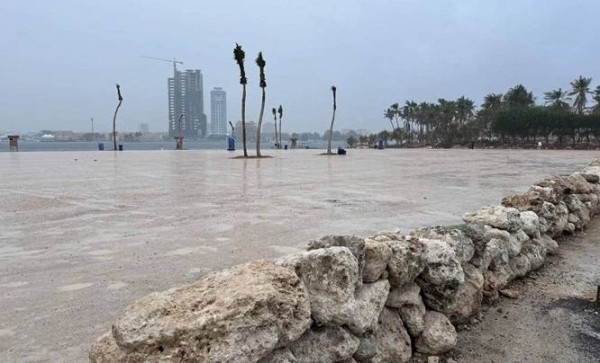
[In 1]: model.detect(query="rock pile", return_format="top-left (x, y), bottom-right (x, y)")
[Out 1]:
top-left (90, 159), bottom-right (600, 363)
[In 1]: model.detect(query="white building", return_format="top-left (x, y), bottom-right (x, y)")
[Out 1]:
top-left (210, 87), bottom-right (227, 135)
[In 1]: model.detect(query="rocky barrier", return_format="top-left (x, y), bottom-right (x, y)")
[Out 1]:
top-left (90, 159), bottom-right (600, 363)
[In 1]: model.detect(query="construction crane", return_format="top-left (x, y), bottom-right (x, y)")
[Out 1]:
top-left (141, 56), bottom-right (184, 74)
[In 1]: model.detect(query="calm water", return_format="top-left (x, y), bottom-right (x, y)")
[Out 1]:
top-left (0, 140), bottom-right (335, 152)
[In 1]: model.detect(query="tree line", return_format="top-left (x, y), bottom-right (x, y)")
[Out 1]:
top-left (375, 76), bottom-right (600, 148)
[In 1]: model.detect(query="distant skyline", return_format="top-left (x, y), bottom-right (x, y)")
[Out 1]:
top-left (1, 0), bottom-right (599, 134)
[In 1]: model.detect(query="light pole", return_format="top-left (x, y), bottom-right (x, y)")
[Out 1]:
top-left (91, 117), bottom-right (94, 141)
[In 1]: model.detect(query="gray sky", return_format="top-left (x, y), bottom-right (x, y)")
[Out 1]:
top-left (1, 0), bottom-right (598, 134)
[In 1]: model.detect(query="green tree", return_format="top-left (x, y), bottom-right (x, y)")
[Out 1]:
top-left (384, 108), bottom-right (395, 131)
top-left (390, 103), bottom-right (400, 129)
top-left (481, 93), bottom-right (503, 111)
top-left (543, 88), bottom-right (571, 112)
top-left (233, 43), bottom-right (248, 157)
top-left (255, 52), bottom-right (267, 157)
top-left (503, 84), bottom-right (535, 108)
top-left (593, 86), bottom-right (600, 115)
top-left (327, 86), bottom-right (337, 154)
top-left (346, 136), bottom-right (357, 148)
top-left (569, 76), bottom-right (593, 114)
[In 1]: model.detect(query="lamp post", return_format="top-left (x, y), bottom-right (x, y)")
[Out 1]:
top-left (91, 117), bottom-right (94, 141)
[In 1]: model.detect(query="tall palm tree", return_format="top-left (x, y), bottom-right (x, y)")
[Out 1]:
top-left (112, 84), bottom-right (123, 151)
top-left (233, 43), bottom-right (248, 157)
top-left (504, 84), bottom-right (535, 108)
top-left (255, 52), bottom-right (267, 157)
top-left (456, 96), bottom-right (475, 124)
top-left (593, 86), bottom-right (600, 115)
top-left (481, 93), bottom-right (503, 111)
top-left (277, 105), bottom-right (283, 148)
top-left (383, 108), bottom-right (395, 131)
top-left (272, 107), bottom-right (278, 147)
top-left (543, 88), bottom-right (571, 112)
top-left (390, 103), bottom-right (400, 129)
top-left (569, 76), bottom-right (592, 114)
top-left (327, 86), bottom-right (337, 154)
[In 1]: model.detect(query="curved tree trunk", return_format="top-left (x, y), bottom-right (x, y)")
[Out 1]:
top-left (256, 88), bottom-right (266, 157)
top-left (242, 84), bottom-right (247, 157)
top-left (112, 100), bottom-right (122, 151)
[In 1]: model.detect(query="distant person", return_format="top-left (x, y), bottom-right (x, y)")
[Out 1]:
top-left (470, 141), bottom-right (475, 150)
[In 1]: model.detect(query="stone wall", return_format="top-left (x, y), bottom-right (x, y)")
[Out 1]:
top-left (90, 159), bottom-right (600, 363)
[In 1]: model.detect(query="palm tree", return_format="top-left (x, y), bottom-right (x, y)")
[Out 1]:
top-left (327, 86), bottom-right (337, 154)
top-left (569, 76), bottom-right (592, 114)
top-left (504, 84), bottom-right (534, 108)
top-left (255, 52), bottom-right (267, 157)
top-left (456, 96), bottom-right (475, 124)
top-left (383, 108), bottom-right (395, 131)
top-left (593, 86), bottom-right (600, 115)
top-left (481, 93), bottom-right (503, 111)
top-left (277, 105), bottom-right (283, 149)
top-left (544, 88), bottom-right (571, 112)
top-left (272, 107), bottom-right (278, 147)
top-left (233, 43), bottom-right (248, 157)
top-left (112, 84), bottom-right (123, 151)
top-left (390, 103), bottom-right (400, 129)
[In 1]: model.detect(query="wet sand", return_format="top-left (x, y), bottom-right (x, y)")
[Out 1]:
top-left (0, 149), bottom-right (598, 362)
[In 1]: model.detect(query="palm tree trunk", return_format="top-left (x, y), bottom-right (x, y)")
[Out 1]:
top-left (273, 115), bottom-right (278, 148)
top-left (389, 119), bottom-right (395, 131)
top-left (327, 109), bottom-right (336, 154)
top-left (242, 84), bottom-right (247, 157)
top-left (256, 88), bottom-right (266, 157)
top-left (112, 100), bottom-right (122, 151)
top-left (278, 117), bottom-right (282, 149)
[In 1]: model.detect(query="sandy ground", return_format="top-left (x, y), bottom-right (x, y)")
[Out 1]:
top-left (1, 149), bottom-right (599, 362)
top-left (454, 218), bottom-right (600, 363)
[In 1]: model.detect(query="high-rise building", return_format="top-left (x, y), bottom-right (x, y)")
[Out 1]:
top-left (168, 69), bottom-right (207, 139)
top-left (139, 123), bottom-right (150, 133)
top-left (210, 87), bottom-right (227, 135)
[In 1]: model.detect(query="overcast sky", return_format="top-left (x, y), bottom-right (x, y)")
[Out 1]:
top-left (1, 0), bottom-right (598, 133)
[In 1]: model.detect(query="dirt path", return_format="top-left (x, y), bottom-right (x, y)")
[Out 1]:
top-left (455, 218), bottom-right (600, 363)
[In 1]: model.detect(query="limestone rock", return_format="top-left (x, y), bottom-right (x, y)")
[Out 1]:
top-left (415, 311), bottom-right (457, 355)
top-left (348, 280), bottom-right (390, 335)
top-left (308, 235), bottom-right (365, 287)
top-left (534, 234), bottom-right (559, 255)
top-left (522, 240), bottom-right (547, 271)
top-left (566, 173), bottom-right (593, 194)
top-left (386, 283), bottom-right (426, 337)
top-left (462, 205), bottom-right (522, 232)
top-left (258, 348), bottom-right (297, 363)
top-left (578, 172), bottom-right (600, 183)
top-left (439, 264), bottom-right (484, 324)
top-left (502, 189), bottom-right (546, 212)
top-left (509, 253), bottom-right (531, 279)
top-left (369, 308), bottom-right (412, 363)
top-left (386, 237), bottom-right (426, 287)
top-left (411, 226), bottom-right (475, 263)
top-left (508, 229), bottom-right (529, 257)
top-left (103, 261), bottom-right (312, 363)
top-left (353, 337), bottom-right (377, 362)
top-left (289, 326), bottom-right (359, 363)
top-left (363, 239), bottom-right (392, 283)
top-left (563, 194), bottom-right (590, 229)
top-left (417, 238), bottom-right (464, 287)
top-left (482, 270), bottom-right (500, 303)
top-left (89, 332), bottom-right (127, 363)
top-left (278, 247), bottom-right (358, 326)
top-left (538, 201), bottom-right (568, 236)
top-left (519, 211), bottom-right (540, 237)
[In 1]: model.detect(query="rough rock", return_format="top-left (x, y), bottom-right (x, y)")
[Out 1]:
top-left (89, 332), bottom-right (127, 363)
top-left (537, 201), bottom-right (568, 236)
top-left (415, 311), bottom-right (457, 355)
top-left (353, 337), bottom-right (377, 362)
top-left (438, 264), bottom-right (484, 324)
top-left (482, 270), bottom-right (500, 303)
top-left (534, 234), bottom-right (559, 255)
top-left (289, 326), bottom-right (359, 363)
top-left (563, 194), bottom-right (590, 228)
top-left (502, 189), bottom-right (546, 212)
top-left (519, 211), bottom-right (540, 237)
top-left (427, 357), bottom-right (440, 363)
top-left (97, 261), bottom-right (312, 363)
top-left (462, 205), bottom-right (522, 232)
top-left (386, 283), bottom-right (426, 337)
top-left (416, 238), bottom-right (465, 313)
top-left (308, 235), bottom-right (365, 287)
top-left (508, 229), bottom-right (529, 257)
top-left (499, 289), bottom-right (519, 299)
top-left (411, 226), bottom-right (475, 263)
top-left (509, 253), bottom-right (531, 279)
top-left (522, 240), bottom-right (547, 271)
top-left (278, 247), bottom-right (358, 326)
top-left (348, 280), bottom-right (390, 335)
top-left (258, 348), bottom-right (298, 363)
top-left (369, 308), bottom-right (412, 363)
top-left (470, 237), bottom-right (503, 272)
top-left (363, 239), bottom-right (392, 283)
top-left (386, 237), bottom-right (426, 287)
top-left (566, 173), bottom-right (593, 194)
top-left (575, 172), bottom-right (600, 183)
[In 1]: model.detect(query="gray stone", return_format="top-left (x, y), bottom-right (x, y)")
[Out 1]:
top-left (576, 172), bottom-right (600, 183)
top-left (98, 261), bottom-right (312, 363)
top-left (439, 264), bottom-right (484, 324)
top-left (353, 337), bottom-right (377, 362)
top-left (386, 237), bottom-right (426, 287)
top-left (348, 280), bottom-right (390, 335)
top-left (289, 326), bottom-right (360, 363)
top-left (363, 239), bottom-right (392, 283)
top-left (386, 283), bottom-right (426, 337)
top-left (415, 311), bottom-right (457, 355)
top-left (563, 194), bottom-right (590, 229)
top-left (534, 234), bottom-right (559, 255)
top-left (89, 332), bottom-right (127, 363)
top-left (308, 235), bottom-right (365, 287)
top-left (258, 348), bottom-right (298, 363)
top-left (278, 247), bottom-right (358, 326)
top-left (508, 229), bottom-right (530, 257)
top-left (386, 283), bottom-right (421, 309)
top-left (411, 226), bottom-right (475, 263)
top-left (462, 205), bottom-right (522, 232)
top-left (370, 308), bottom-right (412, 363)
top-left (519, 211), bottom-right (540, 237)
